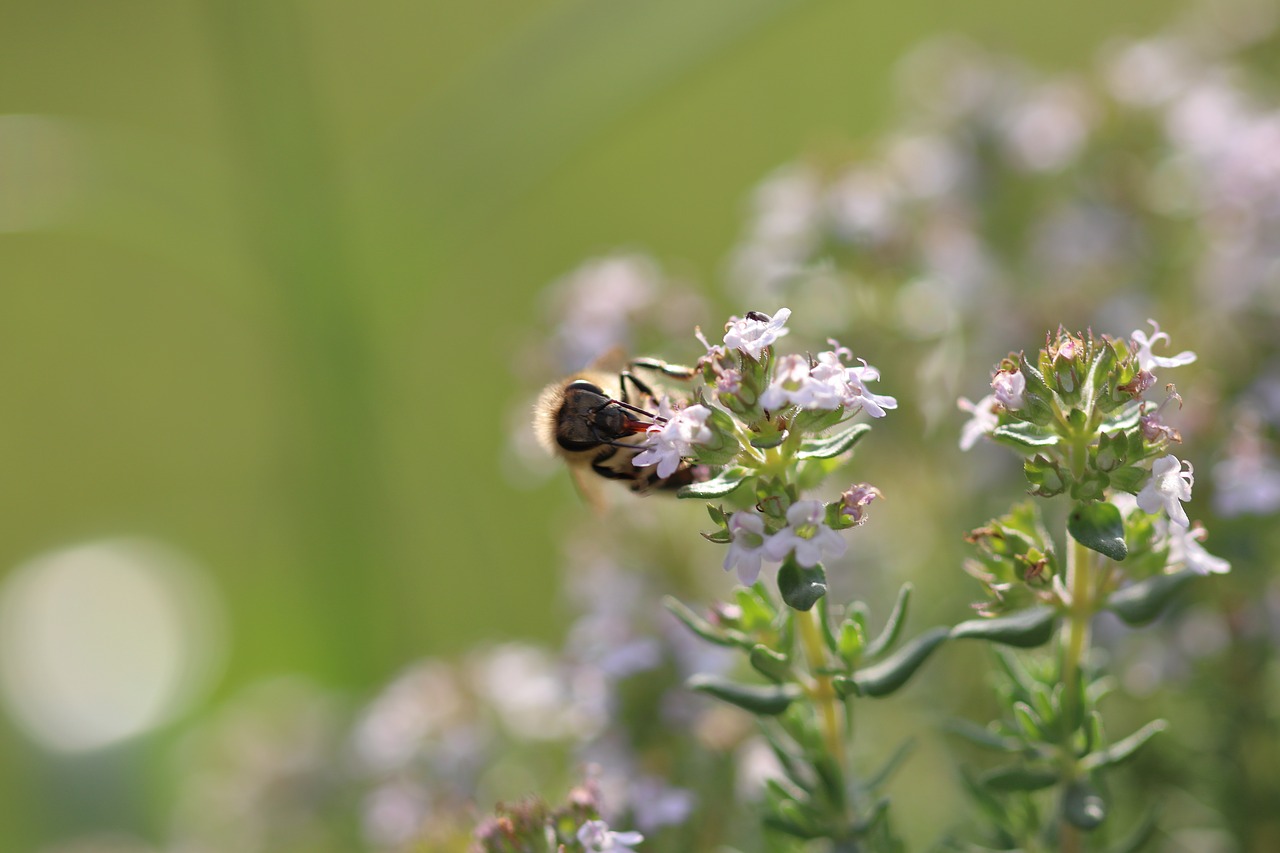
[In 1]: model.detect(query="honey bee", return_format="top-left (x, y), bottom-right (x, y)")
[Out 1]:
top-left (534, 349), bottom-right (704, 507)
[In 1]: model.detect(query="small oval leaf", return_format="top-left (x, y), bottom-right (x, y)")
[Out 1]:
top-left (951, 606), bottom-right (1057, 648)
top-left (1062, 779), bottom-right (1107, 830)
top-left (687, 674), bottom-right (801, 716)
top-left (1082, 720), bottom-right (1167, 771)
top-left (749, 644), bottom-right (792, 683)
top-left (777, 557), bottom-right (827, 612)
top-left (797, 423), bottom-right (871, 460)
top-left (678, 467), bottom-right (751, 499)
top-left (863, 583), bottom-right (912, 659)
top-left (851, 627), bottom-right (949, 698)
top-left (981, 764), bottom-right (1060, 792)
top-left (1105, 568), bottom-right (1200, 626)
top-left (992, 422), bottom-right (1061, 449)
top-left (1068, 501), bottom-right (1127, 561)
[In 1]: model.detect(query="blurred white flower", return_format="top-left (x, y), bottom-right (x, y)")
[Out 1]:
top-left (957, 394), bottom-right (1000, 451)
top-left (723, 510), bottom-right (772, 586)
top-left (1165, 521), bottom-right (1230, 576)
top-left (578, 819), bottom-right (644, 852)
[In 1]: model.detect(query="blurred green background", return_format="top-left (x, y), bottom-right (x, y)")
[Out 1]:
top-left (0, 0), bottom-right (1186, 847)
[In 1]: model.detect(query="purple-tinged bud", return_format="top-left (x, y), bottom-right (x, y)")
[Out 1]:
top-left (840, 483), bottom-right (882, 525)
top-left (1119, 369), bottom-right (1156, 398)
top-left (992, 368), bottom-right (1027, 410)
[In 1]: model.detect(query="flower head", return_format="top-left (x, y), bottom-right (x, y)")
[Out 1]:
top-left (761, 345), bottom-right (896, 417)
top-left (991, 368), bottom-right (1027, 411)
top-left (839, 483), bottom-right (882, 525)
top-left (764, 500), bottom-right (847, 567)
top-left (578, 819), bottom-right (644, 852)
top-left (632, 404), bottom-right (712, 479)
top-left (1136, 453), bottom-right (1194, 528)
top-left (760, 353), bottom-right (845, 411)
top-left (723, 510), bottom-right (772, 585)
top-left (1131, 319), bottom-right (1196, 376)
top-left (723, 308), bottom-right (791, 360)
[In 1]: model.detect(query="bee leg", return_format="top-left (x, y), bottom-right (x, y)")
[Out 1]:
top-left (619, 358), bottom-right (697, 404)
top-left (630, 357), bottom-right (698, 380)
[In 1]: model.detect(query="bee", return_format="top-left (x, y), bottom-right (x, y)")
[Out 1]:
top-left (534, 349), bottom-right (704, 507)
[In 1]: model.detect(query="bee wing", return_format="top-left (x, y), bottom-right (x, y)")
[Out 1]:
top-left (569, 465), bottom-right (611, 514)
top-left (587, 346), bottom-right (629, 375)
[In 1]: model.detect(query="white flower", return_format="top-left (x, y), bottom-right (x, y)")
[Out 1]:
top-left (723, 308), bottom-right (791, 360)
top-left (991, 369), bottom-right (1027, 411)
top-left (840, 359), bottom-right (897, 418)
top-left (761, 353), bottom-right (845, 411)
top-left (632, 404), bottom-right (712, 479)
top-left (1164, 521), bottom-right (1230, 575)
top-left (1137, 454), bottom-right (1194, 528)
top-left (578, 819), bottom-right (644, 852)
top-left (957, 395), bottom-right (1000, 451)
top-left (762, 345), bottom-right (897, 417)
top-left (764, 500), bottom-right (847, 568)
top-left (723, 510), bottom-right (772, 585)
top-left (1131, 319), bottom-right (1196, 376)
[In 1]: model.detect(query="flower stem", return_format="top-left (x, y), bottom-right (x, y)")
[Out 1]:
top-left (797, 606), bottom-right (848, 791)
top-left (1060, 532), bottom-right (1094, 853)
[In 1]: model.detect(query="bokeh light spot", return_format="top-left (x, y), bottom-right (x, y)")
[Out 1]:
top-left (0, 539), bottom-right (226, 752)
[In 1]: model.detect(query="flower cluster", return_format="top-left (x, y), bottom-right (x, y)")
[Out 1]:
top-left (628, 309), bottom-right (891, 599)
top-left (959, 322), bottom-right (1204, 527)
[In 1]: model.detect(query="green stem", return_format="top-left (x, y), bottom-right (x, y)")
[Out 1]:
top-left (1060, 529), bottom-right (1095, 853)
top-left (796, 606), bottom-right (849, 799)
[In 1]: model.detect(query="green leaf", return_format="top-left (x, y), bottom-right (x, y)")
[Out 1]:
top-left (1067, 501), bottom-right (1127, 561)
top-left (992, 421), bottom-right (1061, 450)
top-left (1012, 701), bottom-right (1044, 741)
top-left (750, 423), bottom-right (788, 449)
top-left (863, 583), bottom-right (912, 659)
top-left (959, 766), bottom-right (1013, 828)
top-left (749, 644), bottom-right (792, 683)
top-left (1108, 808), bottom-right (1160, 853)
top-left (941, 719), bottom-right (1023, 753)
top-left (796, 423), bottom-right (871, 459)
top-left (1082, 720), bottom-right (1167, 771)
top-left (1104, 568), bottom-right (1200, 626)
top-left (678, 466), bottom-right (751, 498)
top-left (844, 627), bottom-right (949, 698)
top-left (1100, 402), bottom-right (1143, 432)
top-left (663, 596), bottom-right (742, 647)
top-left (777, 557), bottom-right (827, 611)
top-left (1062, 779), bottom-right (1107, 830)
top-left (861, 738), bottom-right (916, 791)
top-left (687, 675), bottom-right (801, 715)
top-left (981, 764), bottom-right (1060, 792)
top-left (951, 606), bottom-right (1057, 648)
